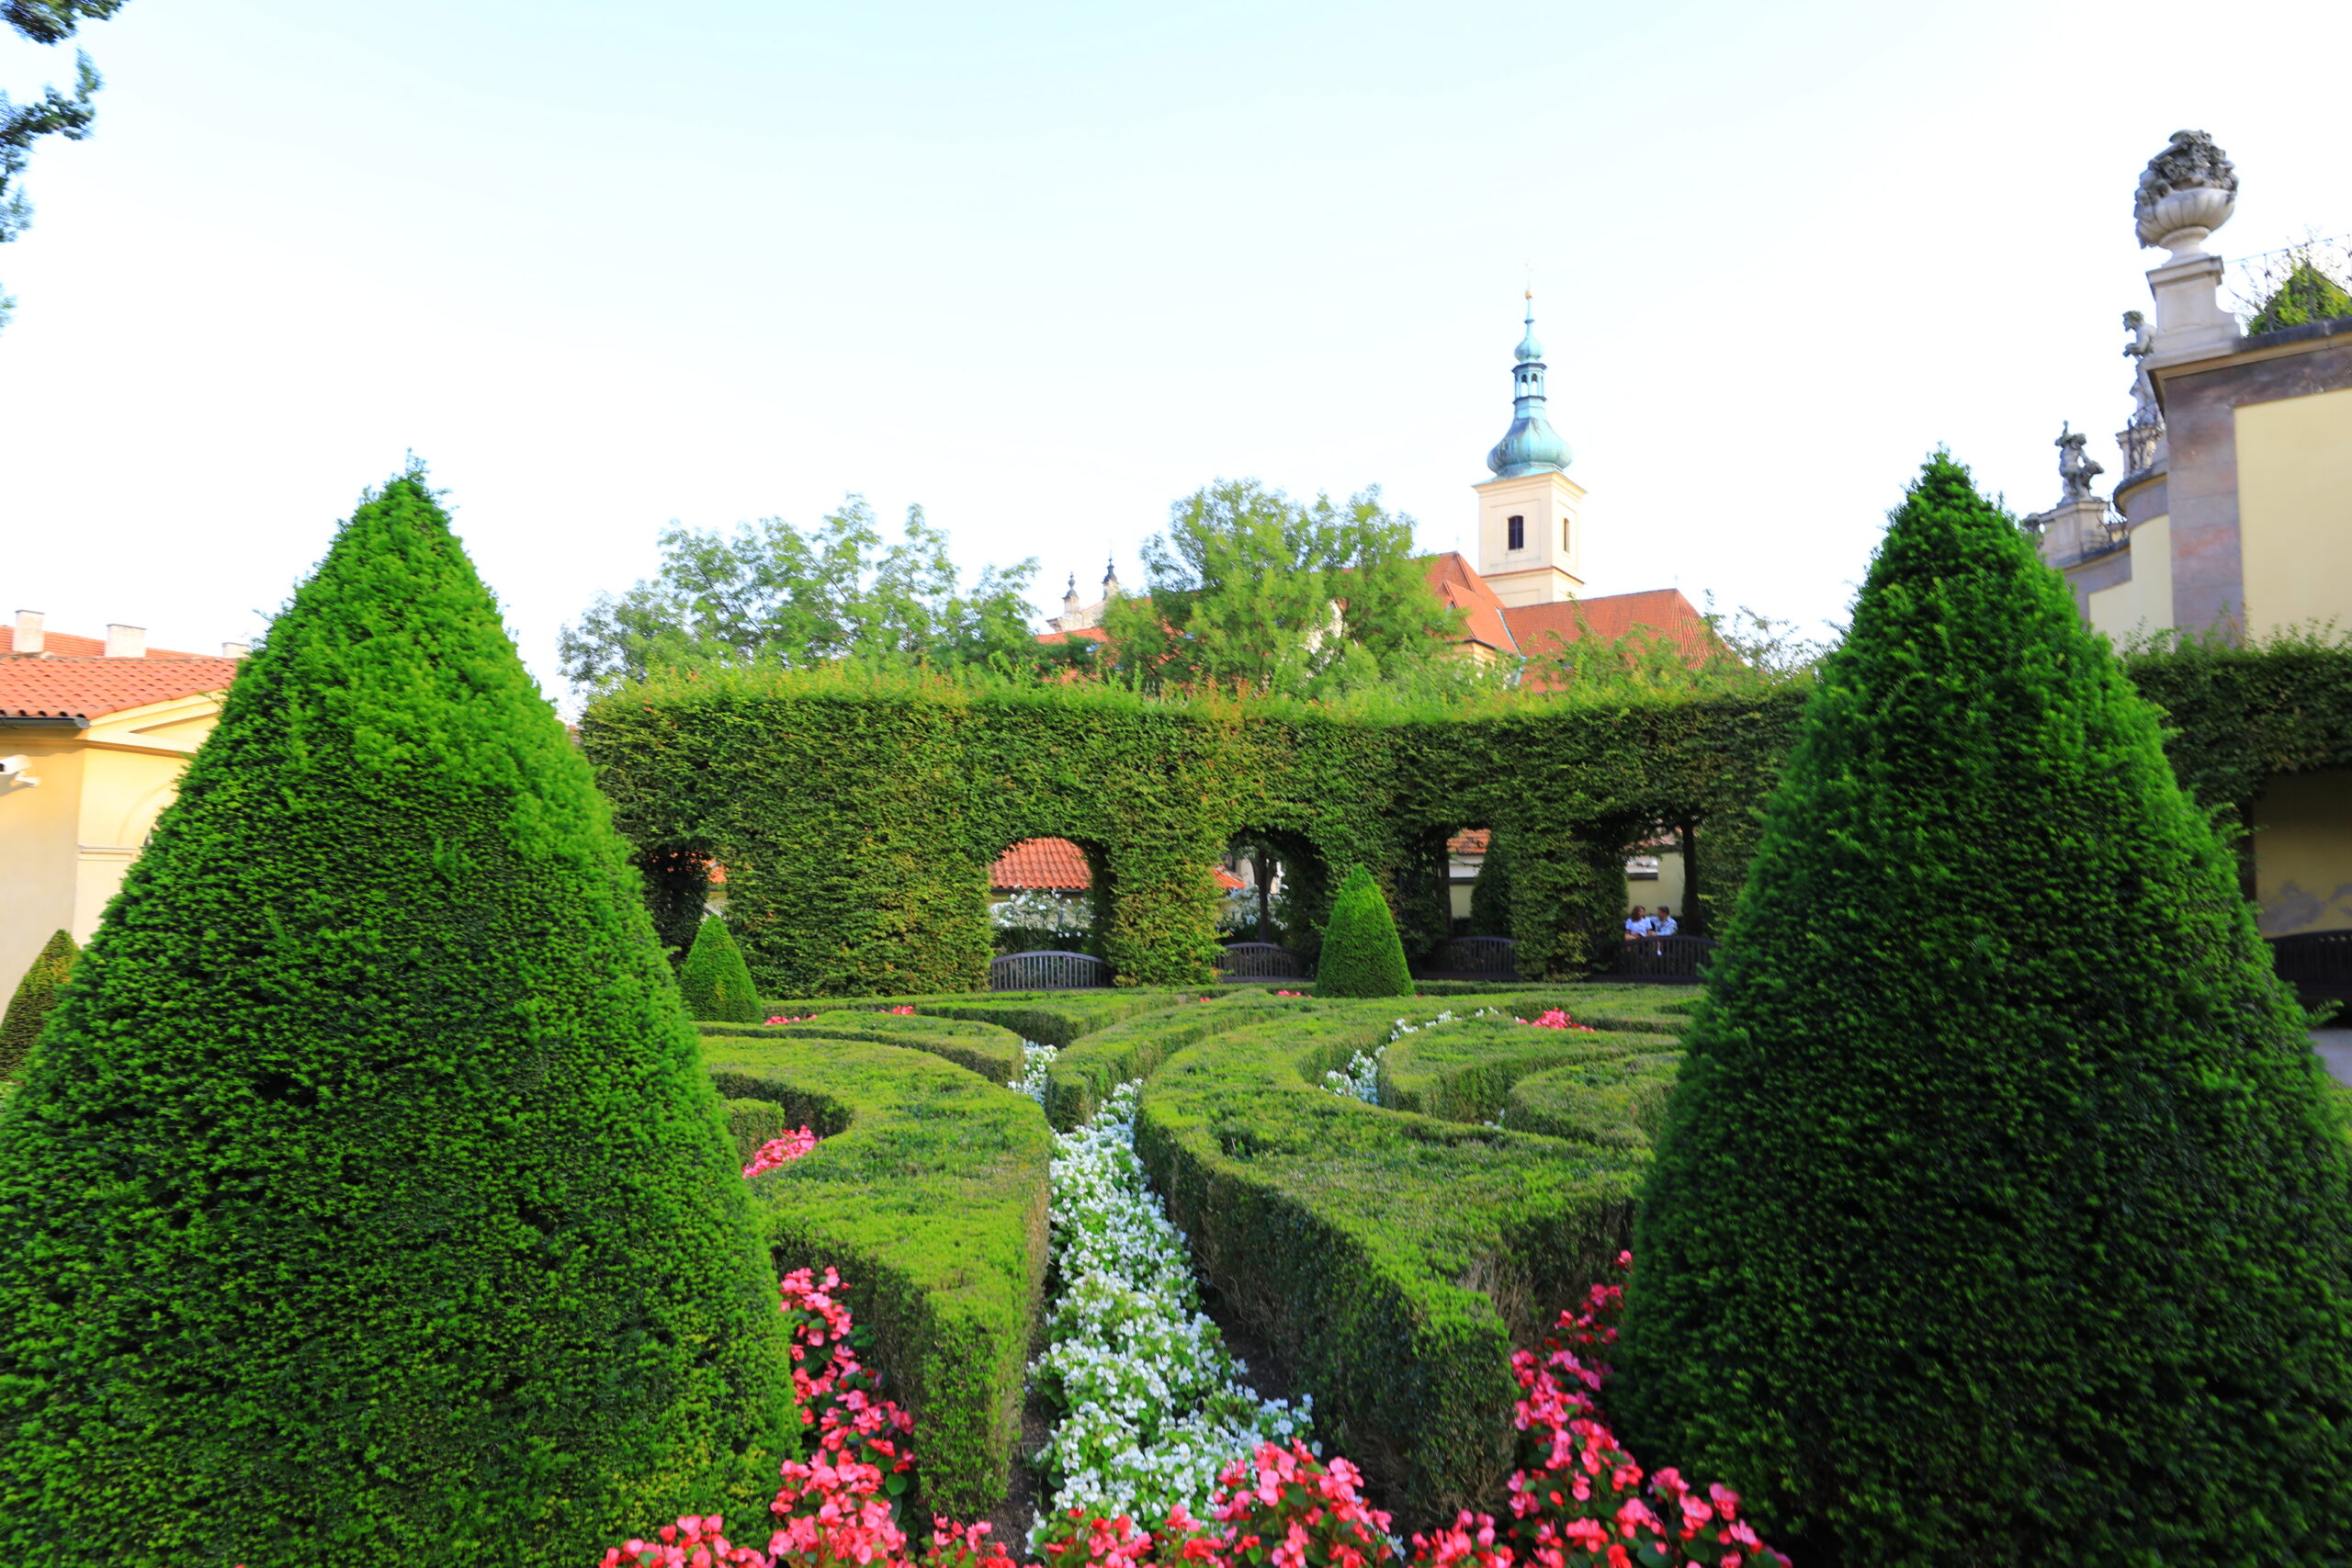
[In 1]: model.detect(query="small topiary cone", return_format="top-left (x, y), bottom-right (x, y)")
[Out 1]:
top-left (679, 914), bottom-right (761, 1022)
top-left (1316, 863), bottom-right (1414, 998)
top-left (0, 929), bottom-right (76, 1078)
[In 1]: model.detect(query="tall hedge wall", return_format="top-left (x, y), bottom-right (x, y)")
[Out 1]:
top-left (582, 673), bottom-right (1804, 996)
top-left (581, 640), bottom-right (2352, 999)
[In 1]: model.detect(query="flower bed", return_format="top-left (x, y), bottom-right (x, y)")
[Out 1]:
top-left (606, 1256), bottom-right (1784, 1568)
top-left (1028, 1082), bottom-right (1309, 1540)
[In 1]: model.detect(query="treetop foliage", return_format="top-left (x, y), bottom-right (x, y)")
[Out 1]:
top-left (1, 0), bottom-right (123, 326)
top-left (1102, 478), bottom-right (1467, 698)
top-left (559, 495), bottom-right (1053, 689)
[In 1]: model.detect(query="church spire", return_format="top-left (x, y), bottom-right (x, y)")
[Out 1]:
top-left (1485, 291), bottom-right (1571, 478)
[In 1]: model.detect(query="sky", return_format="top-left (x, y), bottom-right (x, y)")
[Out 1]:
top-left (0, 0), bottom-right (2342, 705)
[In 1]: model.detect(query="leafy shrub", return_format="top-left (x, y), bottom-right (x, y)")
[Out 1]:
top-left (723, 1095), bottom-right (792, 1160)
top-left (1502, 1052), bottom-right (1681, 1149)
top-left (680, 914), bottom-right (762, 1021)
top-left (0, 472), bottom-right (790, 1563)
top-left (0, 928), bottom-right (74, 1079)
top-left (1619, 454), bottom-right (2352, 1562)
top-left (1315, 864), bottom-right (1413, 998)
top-left (702, 1029), bottom-right (1052, 1517)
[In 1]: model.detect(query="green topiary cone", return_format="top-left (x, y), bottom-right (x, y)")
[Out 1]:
top-left (1316, 863), bottom-right (1414, 998)
top-left (0, 929), bottom-right (76, 1079)
top-left (1617, 453), bottom-right (2352, 1563)
top-left (0, 471), bottom-right (791, 1563)
top-left (680, 915), bottom-right (761, 1022)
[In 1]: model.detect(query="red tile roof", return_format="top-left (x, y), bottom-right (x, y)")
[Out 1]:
top-left (992, 837), bottom-right (1092, 891)
top-left (1503, 589), bottom-right (1718, 664)
top-left (0, 626), bottom-right (211, 660)
top-left (1036, 626), bottom-right (1112, 646)
top-left (1447, 828), bottom-right (1492, 855)
top-left (1421, 554), bottom-right (1518, 654)
top-left (0, 656), bottom-right (240, 721)
top-left (991, 838), bottom-right (1245, 892)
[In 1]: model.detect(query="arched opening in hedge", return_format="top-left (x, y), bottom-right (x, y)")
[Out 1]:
top-left (987, 834), bottom-right (1115, 963)
top-left (1220, 826), bottom-right (1331, 965)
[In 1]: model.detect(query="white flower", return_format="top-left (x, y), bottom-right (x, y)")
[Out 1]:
top-left (1029, 1082), bottom-right (1310, 1542)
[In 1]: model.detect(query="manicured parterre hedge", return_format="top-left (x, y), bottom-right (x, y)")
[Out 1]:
top-left (699, 1029), bottom-right (1053, 1518)
top-left (1116, 993), bottom-right (1680, 1525)
top-left (700, 1011), bottom-right (1030, 1086)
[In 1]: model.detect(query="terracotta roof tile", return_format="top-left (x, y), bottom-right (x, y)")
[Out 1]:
top-left (1503, 589), bottom-right (1718, 661)
top-left (0, 656), bottom-right (239, 721)
top-left (1420, 553), bottom-right (1517, 653)
top-left (1447, 828), bottom-right (1492, 855)
top-left (992, 837), bottom-right (1092, 891)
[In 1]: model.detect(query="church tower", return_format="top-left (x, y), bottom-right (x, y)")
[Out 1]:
top-left (1473, 295), bottom-right (1585, 606)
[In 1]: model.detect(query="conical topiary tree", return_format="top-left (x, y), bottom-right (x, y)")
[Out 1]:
top-left (1617, 454), bottom-right (2352, 1563)
top-left (1316, 863), bottom-right (1414, 998)
top-left (680, 914), bottom-right (760, 1021)
top-left (0, 471), bottom-right (791, 1563)
top-left (0, 929), bottom-right (76, 1078)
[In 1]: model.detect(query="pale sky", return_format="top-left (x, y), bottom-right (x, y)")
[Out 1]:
top-left (1, 0), bottom-right (2341, 705)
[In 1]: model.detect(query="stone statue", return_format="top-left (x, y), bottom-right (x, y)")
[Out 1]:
top-left (2056, 422), bottom-right (2105, 502)
top-left (2122, 310), bottom-right (2160, 428)
top-left (2134, 130), bottom-right (2237, 256)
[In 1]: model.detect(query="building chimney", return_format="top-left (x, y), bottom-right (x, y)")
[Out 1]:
top-left (221, 640), bottom-right (250, 658)
top-left (13, 610), bottom-right (43, 654)
top-left (106, 623), bottom-right (147, 659)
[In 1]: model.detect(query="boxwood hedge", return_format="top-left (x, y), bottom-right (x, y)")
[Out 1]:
top-left (701, 1011), bottom-right (1030, 1086)
top-left (1123, 997), bottom-right (1677, 1526)
top-left (700, 1029), bottom-right (1052, 1518)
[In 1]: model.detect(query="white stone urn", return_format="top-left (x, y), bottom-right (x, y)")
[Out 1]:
top-left (2134, 130), bottom-right (2237, 259)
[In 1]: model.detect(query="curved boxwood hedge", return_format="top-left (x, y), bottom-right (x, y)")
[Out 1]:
top-left (756, 990), bottom-right (1237, 1048)
top-left (1502, 1052), bottom-right (1682, 1150)
top-left (699, 1030), bottom-right (1051, 1518)
top-left (702, 1011), bottom-right (1029, 1086)
top-left (1125, 998), bottom-right (1673, 1526)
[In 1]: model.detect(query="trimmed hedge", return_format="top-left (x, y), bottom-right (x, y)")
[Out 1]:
top-left (1377, 1018), bottom-right (1676, 1127)
top-left (582, 670), bottom-right (1808, 995)
top-left (1316, 864), bottom-right (1414, 998)
top-left (0, 928), bottom-right (75, 1079)
top-left (700, 1012), bottom-right (1027, 1086)
top-left (1041, 990), bottom-right (1307, 1131)
top-left (701, 1030), bottom-right (1052, 1518)
top-left (723, 1096), bottom-right (794, 1160)
top-left (1619, 456), bottom-right (2352, 1563)
top-left (1127, 998), bottom-right (1666, 1526)
top-left (756, 989), bottom-right (1236, 1048)
top-left (1501, 1052), bottom-right (1681, 1150)
top-left (680, 914), bottom-right (761, 1021)
top-left (0, 474), bottom-right (791, 1564)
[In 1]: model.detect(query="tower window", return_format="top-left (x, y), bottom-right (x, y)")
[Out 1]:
top-left (1507, 515), bottom-right (1525, 551)
top-left (1561, 519), bottom-right (1571, 553)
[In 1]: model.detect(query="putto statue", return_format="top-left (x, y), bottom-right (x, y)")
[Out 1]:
top-left (2122, 310), bottom-right (2160, 428)
top-left (2134, 130), bottom-right (2238, 257)
top-left (2056, 422), bottom-right (2105, 502)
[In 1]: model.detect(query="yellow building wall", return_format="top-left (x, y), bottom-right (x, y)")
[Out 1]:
top-left (0, 694), bottom-right (223, 995)
top-left (1624, 848), bottom-right (1687, 924)
top-left (2086, 515), bottom-right (2174, 645)
top-left (2238, 387), bottom-right (2352, 640)
top-left (2255, 768), bottom-right (2352, 937)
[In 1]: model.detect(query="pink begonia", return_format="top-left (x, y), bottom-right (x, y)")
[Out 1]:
top-left (883, 1006), bottom-right (918, 1015)
top-left (612, 1249), bottom-right (1785, 1568)
top-left (768, 1014), bottom-right (819, 1026)
top-left (742, 1127), bottom-right (820, 1179)
top-left (1518, 1009), bottom-right (1596, 1032)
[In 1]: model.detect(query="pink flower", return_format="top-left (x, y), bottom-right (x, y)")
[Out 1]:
top-left (742, 1126), bottom-right (820, 1178)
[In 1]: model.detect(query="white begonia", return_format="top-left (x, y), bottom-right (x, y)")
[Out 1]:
top-left (1009, 1040), bottom-right (1058, 1106)
top-left (1029, 1082), bottom-right (1309, 1542)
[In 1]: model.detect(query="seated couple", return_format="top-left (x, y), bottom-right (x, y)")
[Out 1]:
top-left (1624, 905), bottom-right (1679, 937)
